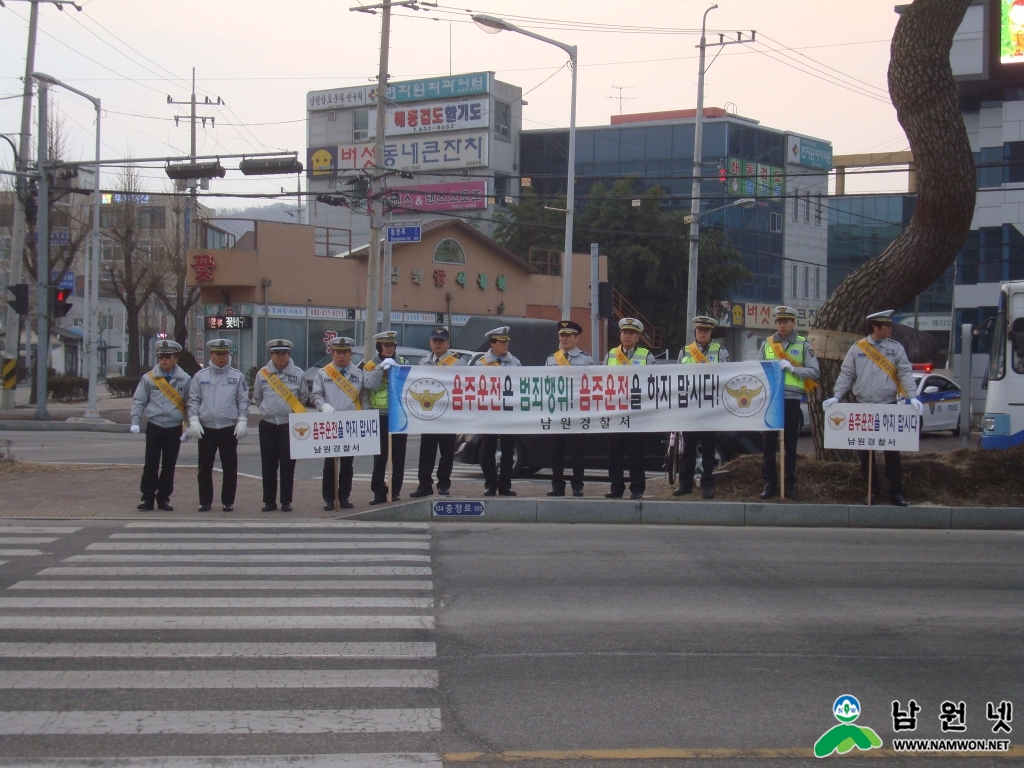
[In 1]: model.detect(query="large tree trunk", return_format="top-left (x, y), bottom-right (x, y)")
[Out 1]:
top-left (809, 0), bottom-right (976, 459)
top-left (125, 303), bottom-right (142, 378)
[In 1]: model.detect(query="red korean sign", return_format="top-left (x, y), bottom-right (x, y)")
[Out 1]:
top-left (386, 181), bottom-right (487, 213)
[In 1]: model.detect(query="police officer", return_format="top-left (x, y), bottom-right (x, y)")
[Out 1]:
top-left (363, 330), bottom-right (408, 505)
top-left (476, 325), bottom-right (521, 496)
top-left (253, 339), bottom-right (309, 512)
top-left (187, 338), bottom-right (250, 512)
top-left (606, 318), bottom-right (653, 500)
top-left (310, 336), bottom-right (383, 510)
top-left (546, 320), bottom-right (592, 497)
top-left (130, 339), bottom-right (191, 511)
top-left (759, 306), bottom-right (819, 501)
top-left (410, 327), bottom-right (464, 498)
top-left (674, 315), bottom-right (730, 500)
top-left (824, 310), bottom-right (922, 507)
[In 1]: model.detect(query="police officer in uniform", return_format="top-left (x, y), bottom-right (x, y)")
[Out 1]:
top-left (310, 336), bottom-right (383, 510)
top-left (363, 330), bottom-right (408, 505)
top-left (130, 339), bottom-right (191, 511)
top-left (476, 326), bottom-right (521, 496)
top-left (824, 310), bottom-right (922, 507)
top-left (759, 306), bottom-right (819, 501)
top-left (674, 315), bottom-right (730, 499)
top-left (410, 327), bottom-right (465, 498)
top-left (187, 338), bottom-right (250, 512)
top-left (546, 320), bottom-right (593, 497)
top-left (253, 339), bottom-right (309, 512)
top-left (605, 318), bottom-right (653, 500)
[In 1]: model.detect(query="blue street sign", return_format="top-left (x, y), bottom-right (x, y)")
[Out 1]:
top-left (50, 270), bottom-right (75, 293)
top-left (432, 500), bottom-right (484, 517)
top-left (387, 226), bottom-right (421, 243)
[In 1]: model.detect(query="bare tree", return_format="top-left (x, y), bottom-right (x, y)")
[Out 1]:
top-left (154, 192), bottom-right (200, 348)
top-left (809, 0), bottom-right (976, 459)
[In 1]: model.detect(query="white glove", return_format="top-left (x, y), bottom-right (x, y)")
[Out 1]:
top-left (234, 418), bottom-right (248, 440)
top-left (379, 358), bottom-right (396, 370)
top-left (189, 418), bottom-right (204, 440)
top-left (130, 424), bottom-right (140, 434)
top-left (320, 403), bottom-right (336, 413)
top-left (179, 430), bottom-right (190, 443)
top-left (822, 397), bottom-right (839, 409)
top-left (910, 397), bottom-right (923, 414)
top-left (778, 360), bottom-right (795, 373)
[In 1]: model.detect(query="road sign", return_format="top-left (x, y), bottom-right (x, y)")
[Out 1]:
top-left (387, 226), bottom-right (421, 243)
top-left (50, 271), bottom-right (75, 292)
top-left (432, 500), bottom-right (484, 517)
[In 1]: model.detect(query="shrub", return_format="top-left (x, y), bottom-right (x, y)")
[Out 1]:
top-left (106, 375), bottom-right (142, 398)
top-left (245, 366), bottom-right (259, 394)
top-left (47, 374), bottom-right (88, 402)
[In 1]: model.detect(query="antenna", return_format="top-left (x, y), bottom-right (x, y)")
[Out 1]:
top-left (606, 85), bottom-right (636, 116)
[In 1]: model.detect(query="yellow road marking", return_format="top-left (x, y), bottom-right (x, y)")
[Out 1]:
top-left (443, 745), bottom-right (1024, 761)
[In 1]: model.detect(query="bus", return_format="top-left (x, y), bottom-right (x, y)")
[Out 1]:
top-left (980, 280), bottom-right (1024, 449)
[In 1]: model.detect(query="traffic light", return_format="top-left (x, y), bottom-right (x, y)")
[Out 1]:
top-left (50, 287), bottom-right (72, 318)
top-left (315, 194), bottom-right (349, 208)
top-left (7, 283), bottom-right (29, 316)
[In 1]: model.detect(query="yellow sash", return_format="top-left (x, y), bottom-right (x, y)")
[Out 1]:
top-left (362, 360), bottom-right (377, 372)
top-left (614, 347), bottom-right (630, 366)
top-left (686, 343), bottom-right (709, 364)
top-left (855, 339), bottom-right (908, 398)
top-left (769, 340), bottom-right (819, 393)
top-left (259, 368), bottom-right (305, 413)
top-left (440, 353), bottom-right (459, 366)
top-left (148, 371), bottom-right (186, 416)
top-left (322, 365), bottom-right (363, 409)
top-left (554, 350), bottom-right (570, 367)
top-left (483, 358), bottom-right (501, 367)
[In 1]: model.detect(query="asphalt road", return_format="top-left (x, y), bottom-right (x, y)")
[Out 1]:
top-left (0, 520), bottom-right (1020, 766)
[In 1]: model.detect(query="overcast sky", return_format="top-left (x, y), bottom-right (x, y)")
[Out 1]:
top-left (0, 0), bottom-right (911, 207)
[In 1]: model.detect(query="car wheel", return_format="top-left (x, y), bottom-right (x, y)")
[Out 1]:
top-left (951, 424), bottom-right (961, 438)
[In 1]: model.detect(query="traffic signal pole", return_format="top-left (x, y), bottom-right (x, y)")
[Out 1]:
top-left (34, 80), bottom-right (50, 420)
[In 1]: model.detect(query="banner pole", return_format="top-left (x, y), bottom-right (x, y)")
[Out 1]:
top-left (387, 432), bottom-right (394, 502)
top-left (779, 429), bottom-right (785, 499)
top-left (333, 457), bottom-right (339, 510)
top-left (867, 451), bottom-right (873, 507)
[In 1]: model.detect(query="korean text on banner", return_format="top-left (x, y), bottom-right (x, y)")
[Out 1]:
top-left (288, 413), bottom-right (382, 460)
top-left (387, 362), bottom-right (786, 435)
top-left (822, 404), bottom-right (920, 452)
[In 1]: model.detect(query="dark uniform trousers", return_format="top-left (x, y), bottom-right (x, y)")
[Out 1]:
top-left (860, 450), bottom-right (903, 496)
top-left (680, 431), bottom-right (716, 490)
top-left (609, 433), bottom-right (646, 496)
top-left (259, 420), bottom-right (296, 505)
top-left (481, 434), bottom-right (515, 492)
top-left (322, 457), bottom-right (354, 503)
top-left (371, 413), bottom-right (407, 498)
top-left (141, 422), bottom-right (183, 503)
top-left (551, 433), bottom-right (586, 493)
top-left (197, 426), bottom-right (238, 507)
top-left (762, 398), bottom-right (801, 487)
top-left (417, 433), bottom-right (456, 492)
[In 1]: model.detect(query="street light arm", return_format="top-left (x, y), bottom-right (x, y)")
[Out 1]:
top-left (471, 14), bottom-right (576, 56)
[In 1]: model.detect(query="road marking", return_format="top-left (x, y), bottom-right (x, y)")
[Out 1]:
top-left (0, 669), bottom-right (438, 689)
top-left (124, 521), bottom-right (429, 529)
top-left (0, 615), bottom-right (434, 630)
top-left (0, 596), bottom-right (433, 609)
top-left (0, 708), bottom-right (442, 734)
top-left (0, 756), bottom-right (443, 768)
top-left (0, 537), bottom-right (59, 545)
top-left (0, 526), bottom-right (81, 534)
top-left (36, 566), bottom-right (433, 577)
top-left (63, 554), bottom-right (432, 563)
top-left (443, 747), bottom-right (1024, 761)
top-left (9, 580), bottom-right (434, 591)
top-left (0, 641), bottom-right (436, 658)
top-left (85, 542), bottom-right (431, 551)
top-left (0, 549), bottom-right (44, 556)
top-left (108, 533), bottom-right (430, 540)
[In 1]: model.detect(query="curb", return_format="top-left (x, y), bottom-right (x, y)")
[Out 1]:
top-left (0, 420), bottom-right (130, 433)
top-left (345, 498), bottom-right (1024, 530)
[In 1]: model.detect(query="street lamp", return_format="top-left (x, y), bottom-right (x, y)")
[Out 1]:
top-left (32, 72), bottom-right (102, 421)
top-left (472, 14), bottom-right (578, 322)
top-left (683, 197), bottom-right (755, 225)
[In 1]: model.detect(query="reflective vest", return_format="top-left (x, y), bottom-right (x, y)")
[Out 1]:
top-left (680, 342), bottom-right (723, 364)
top-left (368, 357), bottom-right (407, 409)
top-left (606, 346), bottom-right (650, 365)
top-left (763, 336), bottom-right (807, 390)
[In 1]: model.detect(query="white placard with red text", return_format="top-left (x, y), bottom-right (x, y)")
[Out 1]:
top-left (288, 413), bottom-right (381, 460)
top-left (823, 403), bottom-right (920, 452)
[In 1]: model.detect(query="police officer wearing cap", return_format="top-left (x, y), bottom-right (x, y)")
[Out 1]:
top-left (411, 327), bottom-right (465, 498)
top-left (253, 339), bottom-right (309, 512)
top-left (674, 316), bottom-right (730, 499)
top-left (130, 339), bottom-right (191, 511)
top-left (363, 330), bottom-right (408, 505)
top-left (476, 326), bottom-right (521, 496)
top-left (824, 310), bottom-right (921, 507)
top-left (187, 339), bottom-right (250, 512)
top-left (605, 318), bottom-right (653, 499)
top-left (310, 336), bottom-right (383, 510)
top-left (546, 320), bottom-right (593, 497)
top-left (759, 306), bottom-right (819, 501)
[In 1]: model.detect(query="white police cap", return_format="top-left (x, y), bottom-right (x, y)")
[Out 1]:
top-left (328, 336), bottom-right (356, 350)
top-left (618, 317), bottom-right (644, 333)
top-left (866, 310), bottom-right (895, 324)
top-left (373, 330), bottom-right (398, 343)
top-left (206, 338), bottom-right (232, 352)
top-left (154, 339), bottom-right (182, 354)
top-left (486, 326), bottom-right (511, 341)
top-left (267, 338), bottom-right (293, 352)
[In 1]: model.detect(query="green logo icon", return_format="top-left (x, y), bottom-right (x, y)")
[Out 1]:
top-left (814, 695), bottom-right (883, 758)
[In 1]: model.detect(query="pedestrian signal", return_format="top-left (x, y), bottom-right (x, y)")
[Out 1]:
top-left (50, 287), bottom-right (72, 318)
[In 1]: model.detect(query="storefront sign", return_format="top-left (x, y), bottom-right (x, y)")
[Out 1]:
top-left (896, 314), bottom-right (952, 331)
top-left (309, 307), bottom-right (356, 320)
top-left (386, 180), bottom-right (487, 212)
top-left (388, 362), bottom-right (785, 435)
top-left (369, 98), bottom-right (490, 137)
top-left (288, 413), bottom-right (382, 459)
top-left (307, 72), bottom-right (490, 111)
top-left (744, 303), bottom-right (774, 329)
top-left (258, 305), bottom-right (309, 318)
top-left (787, 135), bottom-right (833, 170)
top-left (190, 254), bottom-right (216, 282)
top-left (332, 134), bottom-right (488, 172)
top-left (823, 403), bottom-right (920, 452)
top-left (205, 315), bottom-right (252, 330)
top-left (308, 146), bottom-right (338, 177)
top-left (726, 159), bottom-right (783, 197)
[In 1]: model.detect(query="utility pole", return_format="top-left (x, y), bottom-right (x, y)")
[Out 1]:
top-left (606, 85), bottom-right (635, 116)
top-left (33, 79), bottom-right (49, 420)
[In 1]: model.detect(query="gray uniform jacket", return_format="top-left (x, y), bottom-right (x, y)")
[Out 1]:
top-left (131, 365), bottom-right (191, 428)
top-left (309, 363), bottom-right (381, 412)
top-left (477, 350), bottom-right (522, 367)
top-left (253, 359), bottom-right (309, 425)
top-left (187, 362), bottom-right (250, 429)
top-left (420, 351), bottom-right (466, 367)
top-left (833, 336), bottom-right (916, 404)
top-left (758, 330), bottom-right (820, 400)
top-left (545, 347), bottom-right (594, 366)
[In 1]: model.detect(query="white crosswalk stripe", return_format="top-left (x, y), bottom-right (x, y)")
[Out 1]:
top-left (123, 521), bottom-right (429, 529)
top-left (34, 566), bottom-right (432, 576)
top-left (86, 541), bottom-right (431, 551)
top-left (109, 533), bottom-right (430, 540)
top-left (0, 596), bottom-right (434, 608)
top-left (0, 550), bottom-right (44, 557)
top-left (64, 553), bottom-right (431, 562)
top-left (0, 642), bottom-right (437, 658)
top-left (0, 756), bottom-right (442, 768)
top-left (0, 614), bottom-right (435, 630)
top-left (0, 526), bottom-right (82, 534)
top-left (0, 538), bottom-right (59, 545)
top-left (9, 579), bottom-right (434, 590)
top-left (0, 669), bottom-right (439, 689)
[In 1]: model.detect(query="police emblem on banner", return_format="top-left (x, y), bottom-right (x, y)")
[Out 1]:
top-left (405, 377), bottom-right (449, 420)
top-left (827, 411), bottom-right (848, 430)
top-left (291, 421), bottom-right (312, 440)
top-left (722, 374), bottom-right (767, 417)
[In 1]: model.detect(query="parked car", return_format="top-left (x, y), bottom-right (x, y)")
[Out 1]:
top-left (303, 346), bottom-right (429, 390)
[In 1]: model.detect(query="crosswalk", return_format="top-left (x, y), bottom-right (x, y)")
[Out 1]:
top-left (0, 525), bottom-right (82, 562)
top-left (0, 520), bottom-right (442, 767)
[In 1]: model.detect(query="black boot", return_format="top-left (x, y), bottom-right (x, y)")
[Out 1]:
top-left (784, 484), bottom-right (797, 501)
top-left (672, 485), bottom-right (693, 497)
top-left (889, 494), bottom-right (909, 507)
top-left (760, 483), bottom-right (777, 500)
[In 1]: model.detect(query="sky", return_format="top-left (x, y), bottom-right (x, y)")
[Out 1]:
top-left (0, 0), bottom-right (912, 208)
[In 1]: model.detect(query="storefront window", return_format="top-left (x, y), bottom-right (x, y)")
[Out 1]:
top-left (433, 238), bottom-right (466, 264)
top-left (307, 319), bottom-right (355, 370)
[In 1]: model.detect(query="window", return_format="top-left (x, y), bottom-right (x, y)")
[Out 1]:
top-left (815, 193), bottom-right (822, 225)
top-left (977, 146), bottom-right (1002, 187)
top-left (433, 238), bottom-right (466, 264)
top-left (494, 101), bottom-right (511, 140)
top-left (353, 109), bottom-right (369, 142)
top-left (1004, 141), bottom-right (1024, 184)
top-left (493, 174), bottom-right (509, 205)
top-left (791, 265), bottom-right (798, 298)
top-left (770, 212), bottom-right (782, 232)
top-left (804, 191), bottom-right (811, 223)
top-left (792, 189), bottom-right (800, 222)
top-left (1012, 318), bottom-right (1024, 375)
top-left (814, 267), bottom-right (821, 299)
top-left (136, 206), bottom-right (165, 230)
top-left (803, 266), bottom-right (809, 299)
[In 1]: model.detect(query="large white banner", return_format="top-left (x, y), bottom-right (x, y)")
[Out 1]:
top-left (288, 413), bottom-right (382, 459)
top-left (823, 403), bottom-right (920, 452)
top-left (387, 362), bottom-right (786, 435)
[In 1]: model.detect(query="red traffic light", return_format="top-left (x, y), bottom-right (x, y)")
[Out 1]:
top-left (50, 287), bottom-right (73, 318)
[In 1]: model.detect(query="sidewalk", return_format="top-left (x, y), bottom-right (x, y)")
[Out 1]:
top-left (2, 385), bottom-right (135, 423)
